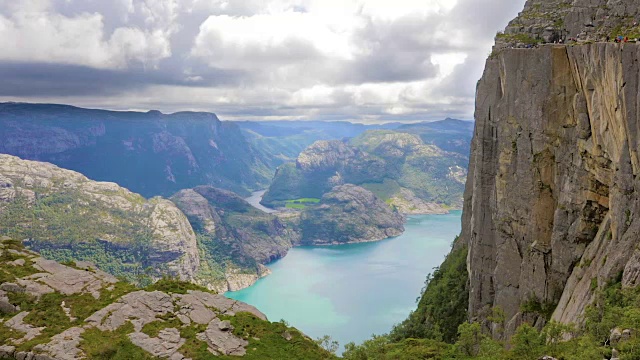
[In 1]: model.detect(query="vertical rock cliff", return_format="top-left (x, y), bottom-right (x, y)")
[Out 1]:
top-left (464, 0), bottom-right (640, 336)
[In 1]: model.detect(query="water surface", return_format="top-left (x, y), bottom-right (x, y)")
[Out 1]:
top-left (226, 211), bottom-right (462, 351)
top-left (245, 190), bottom-right (277, 213)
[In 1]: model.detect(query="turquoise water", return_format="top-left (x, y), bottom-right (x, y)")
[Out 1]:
top-left (226, 211), bottom-right (462, 352)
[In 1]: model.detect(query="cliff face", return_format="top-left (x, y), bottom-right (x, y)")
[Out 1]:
top-left (465, 23), bottom-right (640, 335)
top-left (0, 103), bottom-right (272, 198)
top-left (0, 154), bottom-right (200, 282)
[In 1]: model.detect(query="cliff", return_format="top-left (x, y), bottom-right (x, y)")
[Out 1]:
top-left (171, 186), bottom-right (297, 292)
top-left (0, 103), bottom-right (272, 198)
top-left (464, 0), bottom-right (640, 337)
top-left (0, 154), bottom-right (200, 283)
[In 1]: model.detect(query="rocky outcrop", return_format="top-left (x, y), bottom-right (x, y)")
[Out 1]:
top-left (299, 184), bottom-right (405, 245)
top-left (0, 238), bottom-right (332, 360)
top-left (465, 0), bottom-right (640, 337)
top-left (0, 154), bottom-right (200, 282)
top-left (171, 186), bottom-right (296, 292)
top-left (496, 0), bottom-right (640, 49)
top-left (263, 130), bottom-right (468, 211)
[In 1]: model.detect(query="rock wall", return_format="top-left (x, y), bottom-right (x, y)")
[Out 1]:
top-left (0, 154), bottom-right (200, 282)
top-left (464, 42), bottom-right (640, 335)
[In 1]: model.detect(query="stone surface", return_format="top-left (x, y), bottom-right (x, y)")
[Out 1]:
top-left (299, 184), bottom-right (405, 245)
top-left (464, 0), bottom-right (640, 338)
top-left (0, 154), bottom-right (201, 282)
top-left (86, 291), bottom-right (174, 332)
top-left (197, 318), bottom-right (249, 356)
top-left (129, 328), bottom-right (185, 359)
top-left (32, 327), bottom-right (85, 360)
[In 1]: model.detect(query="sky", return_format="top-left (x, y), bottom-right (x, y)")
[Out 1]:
top-left (0, 0), bottom-right (525, 123)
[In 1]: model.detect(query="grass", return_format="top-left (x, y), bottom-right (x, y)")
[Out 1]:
top-left (141, 313), bottom-right (184, 337)
top-left (145, 277), bottom-right (211, 295)
top-left (80, 322), bottom-right (156, 360)
top-left (284, 198), bottom-right (321, 209)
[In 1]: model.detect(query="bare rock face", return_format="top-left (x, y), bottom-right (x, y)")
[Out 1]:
top-left (465, 42), bottom-right (640, 335)
top-left (0, 154), bottom-right (200, 282)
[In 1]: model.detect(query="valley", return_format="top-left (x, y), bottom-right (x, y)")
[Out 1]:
top-left (226, 212), bottom-right (462, 354)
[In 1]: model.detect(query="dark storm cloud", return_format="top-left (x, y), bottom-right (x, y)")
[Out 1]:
top-left (0, 0), bottom-right (527, 122)
top-left (0, 61), bottom-right (246, 97)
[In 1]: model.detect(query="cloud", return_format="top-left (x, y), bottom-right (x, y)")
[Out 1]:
top-left (0, 0), bottom-right (527, 122)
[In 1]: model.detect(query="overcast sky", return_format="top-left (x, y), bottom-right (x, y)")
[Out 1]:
top-left (0, 0), bottom-right (525, 122)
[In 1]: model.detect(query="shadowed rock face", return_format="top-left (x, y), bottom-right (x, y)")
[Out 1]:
top-left (0, 103), bottom-right (272, 198)
top-left (465, 41), bottom-right (640, 336)
top-left (299, 184), bottom-right (405, 245)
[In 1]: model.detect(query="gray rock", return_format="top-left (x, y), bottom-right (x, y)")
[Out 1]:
top-left (623, 329), bottom-right (632, 340)
top-left (218, 320), bottom-right (232, 331)
top-left (611, 328), bottom-right (622, 344)
top-left (0, 283), bottom-right (25, 293)
top-left (129, 328), bottom-right (185, 359)
top-left (32, 327), bottom-right (85, 360)
top-left (86, 291), bottom-right (174, 332)
top-left (0, 298), bottom-right (18, 314)
top-left (196, 318), bottom-right (249, 356)
top-left (465, 33), bottom-right (640, 337)
top-left (0, 345), bottom-right (15, 359)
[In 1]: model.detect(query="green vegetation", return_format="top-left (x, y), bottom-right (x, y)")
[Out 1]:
top-left (347, 247), bottom-right (640, 359)
top-left (0, 190), bottom-right (157, 283)
top-left (285, 198), bottom-right (320, 209)
top-left (390, 243), bottom-right (469, 343)
top-left (225, 312), bottom-right (337, 359)
top-left (80, 323), bottom-right (157, 360)
top-left (145, 277), bottom-right (211, 294)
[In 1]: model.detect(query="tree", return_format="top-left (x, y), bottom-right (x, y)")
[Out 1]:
top-left (316, 335), bottom-right (339, 354)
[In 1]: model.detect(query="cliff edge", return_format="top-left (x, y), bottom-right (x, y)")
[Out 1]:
top-left (465, 0), bottom-right (640, 337)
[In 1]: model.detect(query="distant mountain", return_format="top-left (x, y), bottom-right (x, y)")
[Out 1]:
top-left (397, 118), bottom-right (475, 156)
top-left (262, 128), bottom-right (471, 213)
top-left (0, 102), bottom-right (272, 198)
top-left (236, 120), bottom-right (404, 167)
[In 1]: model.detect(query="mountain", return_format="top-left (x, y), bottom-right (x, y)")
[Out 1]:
top-left (262, 129), bottom-right (469, 213)
top-left (0, 154), bottom-right (200, 284)
top-left (0, 102), bottom-right (272, 198)
top-left (237, 119), bottom-right (470, 167)
top-left (0, 237), bottom-right (335, 359)
top-left (0, 154), bottom-right (408, 294)
top-left (296, 184), bottom-right (405, 245)
top-left (346, 1), bottom-right (640, 359)
top-left (171, 186), bottom-right (298, 291)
